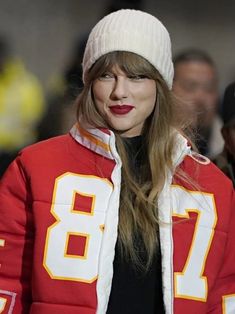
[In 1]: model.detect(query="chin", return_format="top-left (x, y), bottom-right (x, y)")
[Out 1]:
top-left (108, 122), bottom-right (132, 133)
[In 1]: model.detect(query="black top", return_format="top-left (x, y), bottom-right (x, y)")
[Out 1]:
top-left (106, 136), bottom-right (165, 314)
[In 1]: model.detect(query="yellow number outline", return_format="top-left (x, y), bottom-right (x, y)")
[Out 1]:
top-left (0, 297), bottom-right (6, 313)
top-left (43, 172), bottom-right (112, 283)
top-left (172, 185), bottom-right (217, 301)
top-left (222, 294), bottom-right (235, 314)
top-left (64, 232), bottom-right (90, 260)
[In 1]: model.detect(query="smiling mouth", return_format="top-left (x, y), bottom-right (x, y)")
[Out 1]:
top-left (109, 105), bottom-right (134, 115)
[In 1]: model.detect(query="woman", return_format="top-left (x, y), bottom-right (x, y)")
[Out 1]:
top-left (0, 9), bottom-right (234, 314)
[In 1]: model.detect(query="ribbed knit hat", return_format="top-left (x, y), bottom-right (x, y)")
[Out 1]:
top-left (82, 9), bottom-right (174, 88)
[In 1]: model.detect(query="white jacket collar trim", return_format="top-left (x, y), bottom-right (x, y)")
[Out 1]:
top-left (70, 123), bottom-right (115, 160)
top-left (70, 124), bottom-right (190, 167)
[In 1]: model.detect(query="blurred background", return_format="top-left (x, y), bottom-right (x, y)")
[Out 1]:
top-left (0, 0), bottom-right (235, 176)
top-left (1, 0), bottom-right (234, 91)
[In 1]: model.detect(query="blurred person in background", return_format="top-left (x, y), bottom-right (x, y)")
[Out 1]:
top-left (213, 82), bottom-right (235, 186)
top-left (0, 35), bottom-right (45, 177)
top-left (173, 49), bottom-right (224, 158)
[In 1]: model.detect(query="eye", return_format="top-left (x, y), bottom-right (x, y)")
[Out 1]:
top-left (99, 72), bottom-right (114, 80)
top-left (128, 74), bottom-right (148, 81)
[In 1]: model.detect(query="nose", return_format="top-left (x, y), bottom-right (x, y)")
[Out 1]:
top-left (110, 77), bottom-right (128, 100)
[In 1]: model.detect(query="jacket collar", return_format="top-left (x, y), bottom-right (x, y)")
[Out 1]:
top-left (70, 123), bottom-right (116, 160)
top-left (70, 123), bottom-right (191, 166)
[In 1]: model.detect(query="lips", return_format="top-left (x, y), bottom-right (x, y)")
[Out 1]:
top-left (109, 105), bottom-right (134, 115)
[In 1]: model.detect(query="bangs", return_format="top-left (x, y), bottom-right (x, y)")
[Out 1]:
top-left (88, 51), bottom-right (158, 81)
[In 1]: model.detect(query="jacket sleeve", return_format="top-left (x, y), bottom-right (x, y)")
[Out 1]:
top-left (207, 189), bottom-right (235, 314)
top-left (0, 156), bottom-right (34, 313)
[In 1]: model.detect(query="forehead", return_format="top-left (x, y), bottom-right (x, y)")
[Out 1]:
top-left (175, 61), bottom-right (217, 82)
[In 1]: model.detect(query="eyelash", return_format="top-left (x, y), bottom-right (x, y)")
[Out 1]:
top-left (128, 75), bottom-right (147, 80)
top-left (99, 73), bottom-right (148, 80)
top-left (99, 73), bottom-right (113, 80)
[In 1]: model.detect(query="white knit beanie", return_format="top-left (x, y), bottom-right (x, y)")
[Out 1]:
top-left (82, 9), bottom-right (174, 88)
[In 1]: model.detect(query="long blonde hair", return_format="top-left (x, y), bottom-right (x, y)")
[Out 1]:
top-left (77, 51), bottom-right (188, 269)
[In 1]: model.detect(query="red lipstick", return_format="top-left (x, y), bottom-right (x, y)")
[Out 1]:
top-left (109, 105), bottom-right (134, 115)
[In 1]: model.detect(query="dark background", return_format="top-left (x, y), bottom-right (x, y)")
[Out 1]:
top-left (0, 0), bottom-right (234, 93)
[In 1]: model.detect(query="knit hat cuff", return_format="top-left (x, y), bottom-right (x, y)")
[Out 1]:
top-left (83, 30), bottom-right (173, 88)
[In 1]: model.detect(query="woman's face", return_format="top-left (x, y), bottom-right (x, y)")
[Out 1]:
top-left (92, 65), bottom-right (157, 137)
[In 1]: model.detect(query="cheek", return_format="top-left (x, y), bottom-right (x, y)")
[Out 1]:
top-left (138, 94), bottom-right (156, 115)
top-left (92, 80), bottom-right (112, 101)
top-left (141, 83), bottom-right (157, 107)
top-left (205, 95), bottom-right (217, 107)
top-left (92, 83), bottom-right (103, 102)
top-left (149, 90), bottom-right (157, 111)
top-left (172, 83), bottom-right (185, 97)
top-left (201, 89), bottom-right (217, 105)
top-left (92, 84), bottom-right (107, 112)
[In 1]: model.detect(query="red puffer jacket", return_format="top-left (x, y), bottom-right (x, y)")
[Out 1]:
top-left (0, 124), bottom-right (234, 313)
